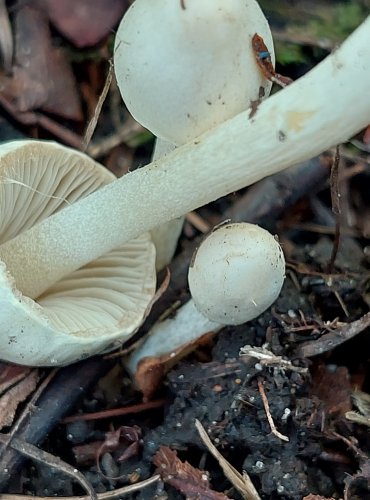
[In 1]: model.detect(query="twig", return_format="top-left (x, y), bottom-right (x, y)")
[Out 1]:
top-left (294, 311), bottom-right (370, 358)
top-left (240, 345), bottom-right (308, 374)
top-left (0, 369), bottom-right (57, 460)
top-left (327, 145), bottom-right (341, 272)
top-left (195, 419), bottom-right (261, 500)
top-left (0, 474), bottom-right (160, 500)
top-left (86, 118), bottom-right (144, 158)
top-left (0, 434), bottom-right (97, 500)
top-left (0, 94), bottom-right (83, 149)
top-left (63, 398), bottom-right (166, 424)
top-left (83, 62), bottom-right (113, 151)
top-left (257, 378), bottom-right (289, 442)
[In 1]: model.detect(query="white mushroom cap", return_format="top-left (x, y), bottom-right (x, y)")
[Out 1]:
top-left (188, 223), bottom-right (285, 325)
top-left (114, 0), bottom-right (273, 145)
top-left (0, 141), bottom-right (156, 366)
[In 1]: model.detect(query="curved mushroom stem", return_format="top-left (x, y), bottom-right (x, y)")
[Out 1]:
top-left (126, 299), bottom-right (222, 375)
top-left (0, 17), bottom-right (369, 299)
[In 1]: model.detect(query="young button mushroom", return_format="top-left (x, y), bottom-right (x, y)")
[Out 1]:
top-left (189, 223), bottom-right (285, 324)
top-left (0, 140), bottom-right (156, 366)
top-left (114, 0), bottom-right (274, 267)
top-left (126, 223), bottom-right (285, 374)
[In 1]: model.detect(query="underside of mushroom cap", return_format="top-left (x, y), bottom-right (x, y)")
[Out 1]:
top-left (0, 140), bottom-right (156, 366)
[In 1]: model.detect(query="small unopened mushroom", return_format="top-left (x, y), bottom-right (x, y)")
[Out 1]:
top-left (189, 223), bottom-right (285, 324)
top-left (127, 223), bottom-right (285, 374)
top-left (0, 140), bottom-right (156, 366)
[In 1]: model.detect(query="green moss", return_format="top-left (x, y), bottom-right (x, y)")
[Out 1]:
top-left (307, 3), bottom-right (367, 42)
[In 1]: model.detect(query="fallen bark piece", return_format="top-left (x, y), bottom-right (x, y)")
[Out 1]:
top-left (153, 445), bottom-right (230, 500)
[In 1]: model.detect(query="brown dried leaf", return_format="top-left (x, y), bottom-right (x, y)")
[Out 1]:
top-left (2, 5), bottom-right (82, 120)
top-left (153, 446), bottom-right (230, 500)
top-left (0, 369), bottom-right (39, 430)
top-left (0, 363), bottom-right (31, 394)
top-left (311, 364), bottom-right (352, 416)
top-left (135, 332), bottom-right (215, 400)
top-left (41, 0), bottom-right (127, 48)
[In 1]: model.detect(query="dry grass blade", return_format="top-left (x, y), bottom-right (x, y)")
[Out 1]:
top-left (83, 62), bottom-right (113, 151)
top-left (195, 419), bottom-right (261, 500)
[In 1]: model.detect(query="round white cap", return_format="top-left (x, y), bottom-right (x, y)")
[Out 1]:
top-left (114, 0), bottom-right (273, 145)
top-left (188, 222), bottom-right (285, 325)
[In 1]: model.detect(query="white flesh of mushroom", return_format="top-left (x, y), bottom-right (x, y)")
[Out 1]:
top-left (0, 17), bottom-right (369, 301)
top-left (127, 223), bottom-right (285, 374)
top-left (0, 141), bottom-right (156, 366)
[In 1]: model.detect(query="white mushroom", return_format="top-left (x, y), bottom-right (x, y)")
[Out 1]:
top-left (114, 0), bottom-right (273, 267)
top-left (0, 16), bottom-right (369, 319)
top-left (0, 141), bottom-right (156, 366)
top-left (189, 223), bottom-right (285, 324)
top-left (114, 0), bottom-right (273, 146)
top-left (127, 223), bottom-right (285, 373)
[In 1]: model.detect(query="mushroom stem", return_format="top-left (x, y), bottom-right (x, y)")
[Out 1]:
top-left (126, 299), bottom-right (222, 375)
top-left (149, 138), bottom-right (184, 271)
top-left (1, 17), bottom-right (369, 299)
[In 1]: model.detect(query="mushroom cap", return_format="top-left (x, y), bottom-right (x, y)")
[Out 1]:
top-left (114, 0), bottom-right (273, 145)
top-left (188, 223), bottom-right (285, 325)
top-left (0, 140), bottom-right (156, 366)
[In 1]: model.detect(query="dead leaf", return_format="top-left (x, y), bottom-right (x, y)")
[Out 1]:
top-left (1, 5), bottom-right (82, 120)
top-left (0, 363), bottom-right (31, 394)
top-left (153, 446), bottom-right (230, 500)
top-left (0, 369), bottom-right (39, 430)
top-left (135, 332), bottom-right (215, 400)
top-left (41, 0), bottom-right (128, 48)
top-left (311, 364), bottom-right (352, 416)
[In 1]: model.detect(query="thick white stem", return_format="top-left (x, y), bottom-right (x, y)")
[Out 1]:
top-left (126, 300), bottom-right (222, 375)
top-left (0, 17), bottom-right (369, 298)
top-left (149, 139), bottom-right (184, 271)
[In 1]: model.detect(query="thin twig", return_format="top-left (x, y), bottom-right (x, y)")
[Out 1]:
top-left (257, 378), bottom-right (289, 442)
top-left (63, 398), bottom-right (166, 423)
top-left (0, 434), bottom-right (97, 500)
top-left (0, 474), bottom-right (160, 500)
top-left (294, 311), bottom-right (370, 358)
top-left (327, 145), bottom-right (341, 272)
top-left (0, 369), bottom-right (57, 460)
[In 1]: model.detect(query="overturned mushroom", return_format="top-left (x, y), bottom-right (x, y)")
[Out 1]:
top-left (0, 141), bottom-right (156, 366)
top-left (127, 223), bottom-right (285, 373)
top-left (0, 16), bottom-right (369, 363)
